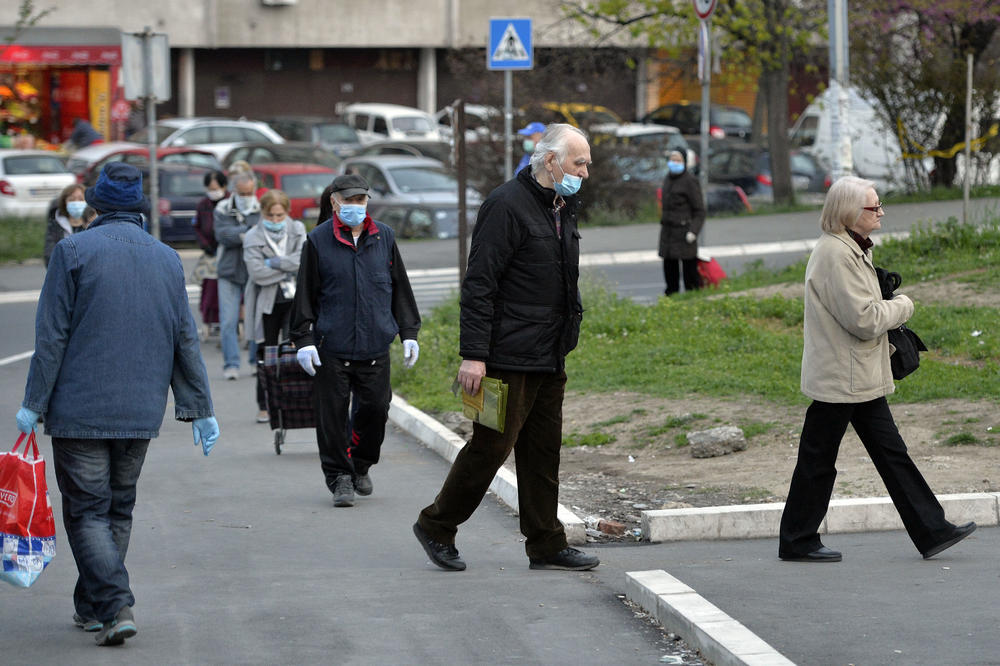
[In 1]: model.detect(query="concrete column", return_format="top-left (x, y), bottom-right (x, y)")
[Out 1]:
top-left (179, 47), bottom-right (195, 118)
top-left (417, 47), bottom-right (436, 114)
top-left (635, 53), bottom-right (648, 120)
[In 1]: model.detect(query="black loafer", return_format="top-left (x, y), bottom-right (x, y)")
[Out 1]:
top-left (529, 547), bottom-right (600, 571)
top-left (413, 522), bottom-right (466, 571)
top-left (779, 545), bottom-right (842, 562)
top-left (922, 521), bottom-right (977, 559)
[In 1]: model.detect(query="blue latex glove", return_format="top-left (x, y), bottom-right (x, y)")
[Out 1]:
top-left (296, 345), bottom-right (321, 376)
top-left (402, 339), bottom-right (419, 369)
top-left (192, 417), bottom-right (219, 456)
top-left (16, 406), bottom-right (40, 435)
top-left (265, 257), bottom-right (276, 269)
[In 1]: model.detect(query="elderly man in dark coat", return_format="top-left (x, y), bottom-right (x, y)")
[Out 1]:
top-left (659, 150), bottom-right (705, 295)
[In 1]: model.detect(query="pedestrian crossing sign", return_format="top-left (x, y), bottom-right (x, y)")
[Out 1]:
top-left (488, 18), bottom-right (533, 70)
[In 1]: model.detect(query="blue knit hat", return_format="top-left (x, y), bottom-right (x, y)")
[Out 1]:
top-left (85, 162), bottom-right (149, 213)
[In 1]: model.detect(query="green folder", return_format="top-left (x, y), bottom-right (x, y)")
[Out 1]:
top-left (451, 376), bottom-right (509, 433)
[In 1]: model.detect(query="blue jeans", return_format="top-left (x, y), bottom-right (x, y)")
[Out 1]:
top-left (51, 437), bottom-right (150, 623)
top-left (218, 276), bottom-right (244, 370)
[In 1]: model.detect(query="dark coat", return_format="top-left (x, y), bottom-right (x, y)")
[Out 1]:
top-left (658, 169), bottom-right (706, 260)
top-left (460, 168), bottom-right (583, 373)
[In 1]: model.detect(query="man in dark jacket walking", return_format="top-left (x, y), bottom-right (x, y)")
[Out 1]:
top-left (413, 124), bottom-right (599, 572)
top-left (290, 174), bottom-right (420, 508)
top-left (16, 163), bottom-right (219, 646)
top-left (659, 150), bottom-right (705, 295)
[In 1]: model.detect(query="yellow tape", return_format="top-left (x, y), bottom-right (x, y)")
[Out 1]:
top-left (898, 119), bottom-right (999, 160)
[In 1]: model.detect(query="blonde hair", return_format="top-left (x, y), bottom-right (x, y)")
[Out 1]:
top-left (259, 189), bottom-right (290, 213)
top-left (819, 176), bottom-right (876, 233)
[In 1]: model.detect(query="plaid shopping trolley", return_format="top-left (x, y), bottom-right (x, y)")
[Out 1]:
top-left (258, 342), bottom-right (316, 454)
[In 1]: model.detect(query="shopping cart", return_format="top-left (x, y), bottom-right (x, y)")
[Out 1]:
top-left (258, 342), bottom-right (316, 454)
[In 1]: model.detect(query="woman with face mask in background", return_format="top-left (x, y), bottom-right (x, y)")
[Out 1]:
top-left (243, 189), bottom-right (307, 423)
top-left (44, 183), bottom-right (91, 267)
top-left (192, 170), bottom-right (228, 339)
top-left (658, 150), bottom-right (705, 295)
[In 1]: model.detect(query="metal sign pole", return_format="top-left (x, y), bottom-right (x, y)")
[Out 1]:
top-left (504, 70), bottom-right (513, 181)
top-left (699, 19), bottom-right (710, 206)
top-left (454, 99), bottom-right (469, 279)
top-left (963, 52), bottom-right (972, 225)
top-left (142, 26), bottom-right (159, 240)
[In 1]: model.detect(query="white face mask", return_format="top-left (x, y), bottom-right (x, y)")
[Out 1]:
top-left (206, 188), bottom-right (225, 201)
top-left (235, 194), bottom-right (256, 212)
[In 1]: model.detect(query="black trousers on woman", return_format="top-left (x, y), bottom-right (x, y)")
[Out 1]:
top-left (779, 397), bottom-right (954, 556)
top-left (663, 258), bottom-right (701, 295)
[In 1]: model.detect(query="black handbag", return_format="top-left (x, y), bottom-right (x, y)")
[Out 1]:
top-left (874, 267), bottom-right (928, 380)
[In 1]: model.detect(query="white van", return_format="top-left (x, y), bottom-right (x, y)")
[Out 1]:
top-left (789, 87), bottom-right (908, 193)
top-left (342, 103), bottom-right (442, 144)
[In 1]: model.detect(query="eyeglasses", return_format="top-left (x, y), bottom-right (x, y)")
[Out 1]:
top-left (861, 202), bottom-right (884, 213)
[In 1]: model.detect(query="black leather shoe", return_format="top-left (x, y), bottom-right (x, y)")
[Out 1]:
top-left (529, 547), bottom-right (600, 571)
top-left (413, 522), bottom-right (466, 571)
top-left (779, 545), bottom-right (842, 562)
top-left (922, 521), bottom-right (977, 559)
top-left (354, 473), bottom-right (373, 496)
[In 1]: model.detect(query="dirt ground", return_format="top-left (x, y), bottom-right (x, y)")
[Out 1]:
top-left (437, 275), bottom-right (1000, 542)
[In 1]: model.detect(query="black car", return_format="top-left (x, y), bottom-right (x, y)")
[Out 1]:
top-left (613, 153), bottom-right (750, 216)
top-left (641, 103), bottom-right (753, 142)
top-left (262, 116), bottom-right (361, 158)
top-left (138, 163), bottom-right (212, 243)
top-left (220, 142), bottom-right (342, 171)
top-left (705, 143), bottom-right (830, 203)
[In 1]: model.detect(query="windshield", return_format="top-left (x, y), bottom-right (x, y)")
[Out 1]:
top-left (714, 109), bottom-right (752, 129)
top-left (128, 124), bottom-right (177, 144)
top-left (388, 166), bottom-right (456, 193)
top-left (2, 155), bottom-right (69, 175)
top-left (279, 173), bottom-right (335, 199)
top-left (390, 116), bottom-right (434, 134)
top-left (316, 124), bottom-right (359, 143)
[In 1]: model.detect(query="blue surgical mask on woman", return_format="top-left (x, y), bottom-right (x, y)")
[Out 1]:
top-left (66, 200), bottom-right (87, 218)
top-left (667, 161), bottom-right (685, 175)
top-left (338, 203), bottom-right (367, 227)
top-left (263, 218), bottom-right (286, 232)
top-left (552, 161), bottom-right (583, 197)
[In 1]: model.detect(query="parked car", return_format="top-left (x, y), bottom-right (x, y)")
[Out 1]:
top-left (434, 103), bottom-right (503, 143)
top-left (520, 102), bottom-right (623, 130)
top-left (354, 140), bottom-right (452, 165)
top-left (127, 117), bottom-right (285, 161)
top-left (250, 162), bottom-right (337, 222)
top-left (220, 142), bottom-right (342, 171)
top-left (0, 149), bottom-right (77, 218)
top-left (706, 143), bottom-right (831, 203)
top-left (342, 103), bottom-right (442, 144)
top-left (612, 152), bottom-right (750, 216)
top-left (263, 116), bottom-right (361, 157)
top-left (65, 141), bottom-right (143, 179)
top-left (135, 162), bottom-right (213, 243)
top-left (641, 102), bottom-right (753, 142)
top-left (591, 122), bottom-right (698, 171)
top-left (339, 155), bottom-right (481, 239)
top-left (79, 147), bottom-right (221, 186)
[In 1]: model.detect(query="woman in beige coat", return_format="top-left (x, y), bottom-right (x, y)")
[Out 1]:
top-left (778, 176), bottom-right (975, 562)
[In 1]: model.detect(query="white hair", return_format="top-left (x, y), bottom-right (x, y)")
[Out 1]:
top-left (820, 175), bottom-right (876, 233)
top-left (530, 123), bottom-right (588, 176)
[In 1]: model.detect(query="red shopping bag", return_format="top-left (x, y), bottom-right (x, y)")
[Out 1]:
top-left (697, 257), bottom-right (727, 287)
top-left (1, 432), bottom-right (57, 588)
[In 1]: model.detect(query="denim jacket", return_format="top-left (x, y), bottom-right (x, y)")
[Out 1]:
top-left (23, 211), bottom-right (214, 438)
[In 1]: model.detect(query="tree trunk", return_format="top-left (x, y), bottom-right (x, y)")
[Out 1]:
top-left (765, 65), bottom-right (793, 205)
top-left (752, 76), bottom-right (768, 143)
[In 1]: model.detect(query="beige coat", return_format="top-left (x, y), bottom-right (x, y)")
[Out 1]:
top-left (800, 231), bottom-right (913, 403)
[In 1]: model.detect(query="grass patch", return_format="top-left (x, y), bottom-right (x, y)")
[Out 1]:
top-left (942, 432), bottom-right (980, 446)
top-left (742, 421), bottom-right (778, 439)
top-left (0, 216), bottom-right (46, 263)
top-left (740, 487), bottom-right (774, 501)
top-left (673, 433), bottom-right (688, 448)
top-left (562, 431), bottom-right (615, 447)
top-left (593, 409), bottom-right (646, 429)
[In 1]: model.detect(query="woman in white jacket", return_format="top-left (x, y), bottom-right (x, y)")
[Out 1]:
top-left (244, 189), bottom-right (307, 423)
top-left (778, 176), bottom-right (975, 562)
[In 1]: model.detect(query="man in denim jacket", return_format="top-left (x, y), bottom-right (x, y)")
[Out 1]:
top-left (16, 163), bottom-right (220, 647)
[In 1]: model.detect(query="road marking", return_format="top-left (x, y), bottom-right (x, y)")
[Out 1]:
top-left (0, 350), bottom-right (33, 366)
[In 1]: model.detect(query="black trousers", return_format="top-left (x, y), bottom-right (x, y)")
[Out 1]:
top-left (779, 397), bottom-right (953, 556)
top-left (663, 257), bottom-right (701, 295)
top-left (312, 351), bottom-right (391, 489)
top-left (417, 369), bottom-right (569, 560)
top-left (255, 299), bottom-right (293, 410)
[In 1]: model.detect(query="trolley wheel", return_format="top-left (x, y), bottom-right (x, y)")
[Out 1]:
top-left (274, 429), bottom-right (285, 455)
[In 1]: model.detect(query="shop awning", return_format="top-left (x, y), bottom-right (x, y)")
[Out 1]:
top-left (0, 27), bottom-right (121, 65)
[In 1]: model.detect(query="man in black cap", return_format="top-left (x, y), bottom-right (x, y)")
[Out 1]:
top-left (16, 162), bottom-right (219, 646)
top-left (290, 173), bottom-right (420, 507)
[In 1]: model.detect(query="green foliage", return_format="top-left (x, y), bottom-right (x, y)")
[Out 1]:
top-left (0, 217), bottom-right (45, 263)
top-left (942, 433), bottom-right (981, 446)
top-left (562, 431), bottom-right (616, 447)
top-left (742, 421), bottom-right (778, 439)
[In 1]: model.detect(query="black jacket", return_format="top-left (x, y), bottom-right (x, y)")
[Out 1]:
top-left (460, 168), bottom-right (583, 372)
top-left (658, 168), bottom-right (705, 260)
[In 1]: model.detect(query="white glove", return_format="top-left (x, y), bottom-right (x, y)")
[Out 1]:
top-left (685, 231), bottom-right (697, 244)
top-left (402, 339), bottom-right (419, 369)
top-left (296, 345), bottom-right (321, 376)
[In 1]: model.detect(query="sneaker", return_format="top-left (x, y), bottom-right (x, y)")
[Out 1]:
top-left (94, 606), bottom-right (137, 646)
top-left (223, 367), bottom-right (239, 381)
top-left (529, 547), bottom-right (600, 571)
top-left (354, 472), bottom-right (373, 496)
top-left (256, 410), bottom-right (270, 424)
top-left (412, 522), bottom-right (466, 571)
top-left (332, 474), bottom-right (355, 507)
top-left (73, 613), bottom-right (103, 632)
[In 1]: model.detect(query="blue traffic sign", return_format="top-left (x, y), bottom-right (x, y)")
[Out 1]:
top-left (488, 18), bottom-right (533, 70)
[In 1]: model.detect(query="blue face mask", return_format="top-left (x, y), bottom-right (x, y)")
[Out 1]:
top-left (66, 200), bottom-right (87, 218)
top-left (667, 161), bottom-right (685, 175)
top-left (338, 204), bottom-right (367, 227)
top-left (263, 218), bottom-right (286, 232)
top-left (552, 161), bottom-right (583, 197)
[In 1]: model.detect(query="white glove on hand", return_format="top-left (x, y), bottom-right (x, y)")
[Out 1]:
top-left (685, 231), bottom-right (697, 244)
top-left (402, 339), bottom-right (419, 369)
top-left (296, 345), bottom-right (321, 376)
